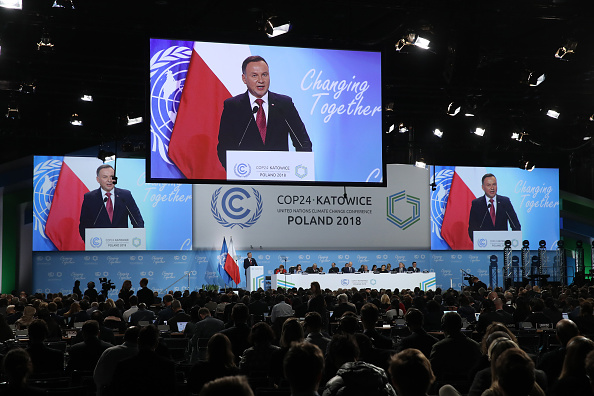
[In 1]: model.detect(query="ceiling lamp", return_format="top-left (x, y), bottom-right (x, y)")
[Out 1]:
top-left (70, 113), bottom-right (82, 126)
top-left (127, 115), bottom-right (143, 126)
top-left (98, 150), bottom-right (116, 163)
top-left (433, 128), bottom-right (443, 138)
top-left (52, 0), bottom-right (74, 8)
top-left (415, 160), bottom-right (427, 169)
top-left (446, 102), bottom-right (461, 116)
top-left (546, 109), bottom-right (560, 119)
top-left (387, 124), bottom-right (395, 134)
top-left (396, 33), bottom-right (431, 51)
top-left (473, 127), bottom-right (485, 137)
top-left (555, 40), bottom-right (577, 61)
top-left (528, 72), bottom-right (545, 87)
top-left (37, 30), bottom-right (54, 52)
top-left (398, 123), bottom-right (409, 133)
top-left (6, 104), bottom-right (18, 119)
top-left (265, 16), bottom-right (291, 38)
top-left (81, 94), bottom-right (93, 102)
top-left (0, 0), bottom-right (22, 9)
top-left (521, 160), bottom-right (535, 171)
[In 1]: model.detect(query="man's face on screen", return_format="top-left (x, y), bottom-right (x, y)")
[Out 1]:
top-left (242, 61), bottom-right (270, 98)
top-left (97, 167), bottom-right (115, 192)
top-left (482, 176), bottom-right (497, 199)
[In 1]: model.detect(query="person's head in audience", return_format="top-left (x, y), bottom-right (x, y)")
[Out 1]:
top-left (491, 348), bottom-right (544, 396)
top-left (171, 299), bottom-right (182, 313)
top-left (337, 293), bottom-right (348, 305)
top-left (337, 312), bottom-right (360, 334)
top-left (404, 308), bottom-right (424, 331)
top-left (207, 333), bottom-right (236, 368)
top-left (556, 318), bottom-right (579, 346)
top-left (3, 348), bottom-right (34, 388)
top-left (128, 295), bottom-right (138, 307)
top-left (585, 350), bottom-right (594, 393)
top-left (231, 303), bottom-right (249, 325)
top-left (90, 310), bottom-right (105, 324)
top-left (303, 311), bottom-right (323, 334)
top-left (360, 302), bottom-right (380, 330)
top-left (198, 307), bottom-right (211, 320)
top-left (137, 324), bottom-right (160, 351)
top-left (249, 322), bottom-right (275, 347)
top-left (389, 348), bottom-right (435, 396)
top-left (162, 294), bottom-right (173, 307)
top-left (559, 335), bottom-right (594, 381)
top-left (137, 303), bottom-right (148, 311)
top-left (27, 319), bottom-right (49, 343)
top-left (441, 311), bottom-right (463, 337)
top-left (310, 281), bottom-right (321, 296)
top-left (139, 278), bottom-right (149, 288)
top-left (81, 320), bottom-right (101, 341)
top-left (284, 342), bottom-right (324, 394)
top-left (123, 326), bottom-right (140, 344)
top-left (280, 317), bottom-right (304, 348)
top-left (328, 333), bottom-right (359, 369)
top-left (481, 323), bottom-right (517, 354)
top-left (200, 375), bottom-right (253, 396)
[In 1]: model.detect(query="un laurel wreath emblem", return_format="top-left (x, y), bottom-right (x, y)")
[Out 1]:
top-left (211, 187), bottom-right (263, 229)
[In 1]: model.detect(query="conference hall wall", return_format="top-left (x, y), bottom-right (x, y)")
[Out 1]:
top-left (32, 161), bottom-right (563, 295)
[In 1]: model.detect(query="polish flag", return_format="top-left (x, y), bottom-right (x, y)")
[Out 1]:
top-left (224, 236), bottom-right (241, 285)
top-left (441, 167), bottom-right (486, 250)
top-left (168, 42), bottom-right (251, 179)
top-left (45, 157), bottom-right (103, 251)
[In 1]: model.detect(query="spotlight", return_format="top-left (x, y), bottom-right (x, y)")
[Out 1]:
top-left (81, 94), bottom-right (93, 102)
top-left (415, 160), bottom-right (427, 169)
top-left (98, 150), bottom-right (116, 162)
top-left (546, 109), bottom-right (560, 119)
top-left (396, 33), bottom-right (431, 51)
top-left (52, 0), bottom-right (74, 8)
top-left (555, 40), bottom-right (577, 60)
top-left (446, 102), bottom-right (461, 116)
top-left (473, 127), bottom-right (485, 136)
top-left (583, 136), bottom-right (591, 141)
top-left (127, 115), bottom-right (143, 126)
top-left (70, 113), bottom-right (82, 126)
top-left (37, 30), bottom-right (54, 52)
top-left (398, 123), bottom-right (409, 133)
top-left (19, 82), bottom-right (36, 94)
top-left (521, 160), bottom-right (535, 171)
top-left (265, 16), bottom-right (291, 38)
top-left (433, 128), bottom-right (443, 138)
top-left (387, 124), bottom-right (395, 133)
top-left (6, 104), bottom-right (18, 119)
top-left (511, 132), bottom-right (520, 141)
top-left (528, 72), bottom-right (545, 87)
top-left (0, 0), bottom-right (22, 9)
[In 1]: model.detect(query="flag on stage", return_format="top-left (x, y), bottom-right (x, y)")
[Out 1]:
top-left (45, 157), bottom-right (102, 251)
top-left (218, 237), bottom-right (233, 285)
top-left (225, 236), bottom-right (241, 285)
top-left (168, 41), bottom-right (251, 179)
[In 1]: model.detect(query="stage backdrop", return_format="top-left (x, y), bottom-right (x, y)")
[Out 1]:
top-left (192, 164), bottom-right (430, 250)
top-left (31, 249), bottom-right (567, 295)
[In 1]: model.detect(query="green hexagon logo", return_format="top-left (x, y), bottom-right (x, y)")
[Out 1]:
top-left (386, 190), bottom-right (421, 230)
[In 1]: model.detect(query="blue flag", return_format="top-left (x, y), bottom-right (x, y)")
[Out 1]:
top-left (218, 238), bottom-right (233, 285)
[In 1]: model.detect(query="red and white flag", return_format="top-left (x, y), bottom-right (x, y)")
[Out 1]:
top-left (441, 167), bottom-right (486, 250)
top-left (168, 42), bottom-right (251, 179)
top-left (224, 236), bottom-right (241, 285)
top-left (45, 157), bottom-right (102, 251)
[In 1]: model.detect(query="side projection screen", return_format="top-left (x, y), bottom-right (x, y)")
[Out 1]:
top-left (148, 39), bottom-right (383, 186)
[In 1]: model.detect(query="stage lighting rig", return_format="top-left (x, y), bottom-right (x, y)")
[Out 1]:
top-left (265, 16), bottom-right (291, 38)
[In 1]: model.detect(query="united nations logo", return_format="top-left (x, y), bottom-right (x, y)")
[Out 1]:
top-left (33, 159), bottom-right (62, 241)
top-left (341, 279), bottom-right (350, 286)
top-left (478, 238), bottom-right (488, 248)
top-left (386, 190), bottom-right (421, 230)
top-left (90, 237), bottom-right (102, 248)
top-left (295, 164), bottom-right (308, 179)
top-left (430, 168), bottom-right (454, 241)
top-left (150, 45), bottom-right (193, 167)
top-left (132, 237), bottom-right (142, 248)
top-left (211, 187), bottom-right (263, 229)
top-left (234, 163), bottom-right (251, 178)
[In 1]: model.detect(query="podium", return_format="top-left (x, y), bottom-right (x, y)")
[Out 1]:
top-left (85, 228), bottom-right (146, 251)
top-left (246, 266), bottom-right (264, 292)
top-left (473, 231), bottom-right (522, 250)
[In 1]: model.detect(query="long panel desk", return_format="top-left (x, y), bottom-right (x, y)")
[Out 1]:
top-left (271, 272), bottom-right (436, 291)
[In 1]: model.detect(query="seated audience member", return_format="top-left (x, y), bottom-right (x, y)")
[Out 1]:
top-left (66, 320), bottom-right (112, 373)
top-left (355, 333), bottom-right (393, 373)
top-left (330, 293), bottom-right (356, 322)
top-left (103, 307), bottom-right (126, 333)
top-left (574, 300), bottom-right (594, 335)
top-left (200, 375), bottom-right (254, 396)
top-left (481, 348), bottom-right (545, 396)
top-left (470, 324), bottom-right (518, 379)
top-left (270, 318), bottom-right (305, 385)
top-left (94, 326), bottom-right (140, 396)
top-left (323, 333), bottom-right (396, 396)
top-left (361, 303), bottom-right (393, 350)
top-left (156, 294), bottom-right (174, 325)
top-left (190, 307), bottom-right (225, 362)
top-left (385, 297), bottom-right (404, 321)
top-left (220, 303), bottom-right (251, 364)
top-left (586, 350), bottom-right (594, 394)
top-left (550, 335), bottom-right (594, 396)
top-left (390, 348), bottom-right (435, 396)
top-left (423, 300), bottom-right (444, 332)
top-left (457, 294), bottom-right (477, 323)
top-left (129, 302), bottom-right (156, 326)
top-left (111, 325), bottom-right (175, 395)
top-left (275, 264), bottom-right (288, 274)
top-left (166, 299), bottom-right (191, 332)
top-left (240, 322), bottom-right (280, 374)
top-left (284, 342), bottom-right (325, 396)
top-left (525, 298), bottom-right (552, 328)
top-left (0, 314), bottom-right (13, 342)
top-left (2, 348), bottom-right (45, 396)
top-left (26, 319), bottom-right (64, 377)
top-left (122, 295), bottom-right (138, 323)
top-left (304, 312), bottom-right (332, 353)
top-left (35, 309), bottom-right (61, 341)
top-left (5, 304), bottom-right (22, 325)
top-left (15, 306), bottom-right (36, 330)
top-left (271, 294), bottom-right (295, 323)
top-left (429, 312), bottom-right (480, 391)
top-left (537, 318), bottom-right (579, 388)
top-left (188, 333), bottom-right (239, 394)
top-left (396, 308), bottom-right (438, 358)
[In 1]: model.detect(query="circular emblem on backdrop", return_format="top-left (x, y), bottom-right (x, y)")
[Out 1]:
top-left (478, 238), bottom-right (488, 248)
top-left (211, 187), bottom-right (263, 229)
top-left (90, 237), bottom-right (102, 248)
top-left (149, 46), bottom-right (193, 165)
top-left (132, 237), bottom-right (142, 248)
top-left (370, 279), bottom-right (377, 286)
top-left (512, 239), bottom-right (519, 248)
top-left (33, 159), bottom-right (62, 241)
top-left (234, 163), bottom-right (251, 178)
top-left (341, 279), bottom-right (350, 286)
top-left (430, 168), bottom-right (454, 241)
top-left (386, 190), bottom-right (421, 230)
top-left (295, 164), bottom-right (308, 179)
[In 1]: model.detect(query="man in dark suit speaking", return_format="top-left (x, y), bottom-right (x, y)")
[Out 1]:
top-left (243, 251), bottom-right (257, 280)
top-left (217, 55), bottom-right (313, 169)
top-left (468, 173), bottom-right (520, 241)
top-left (79, 164), bottom-right (144, 241)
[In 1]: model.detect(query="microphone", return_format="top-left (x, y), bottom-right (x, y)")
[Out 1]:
top-left (238, 105), bottom-right (259, 147)
top-left (271, 103), bottom-right (304, 149)
top-left (479, 203), bottom-right (492, 229)
top-left (505, 210), bottom-right (518, 230)
top-left (118, 195), bottom-right (141, 227)
top-left (93, 197), bottom-right (108, 226)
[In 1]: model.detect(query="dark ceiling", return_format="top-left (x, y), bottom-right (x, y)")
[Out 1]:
top-left (1, 0), bottom-right (594, 197)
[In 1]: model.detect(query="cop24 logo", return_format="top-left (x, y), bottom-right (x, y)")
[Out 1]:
top-left (211, 187), bottom-right (263, 229)
top-left (386, 190), bottom-right (421, 230)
